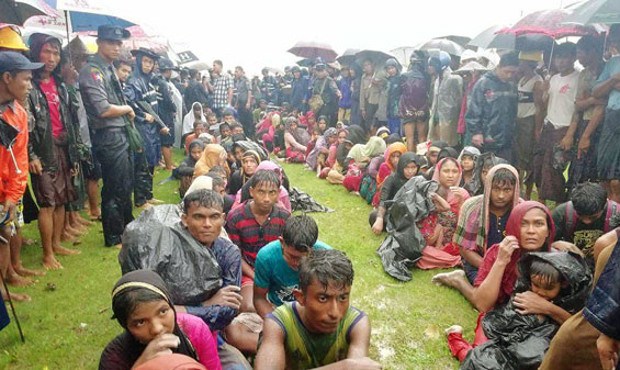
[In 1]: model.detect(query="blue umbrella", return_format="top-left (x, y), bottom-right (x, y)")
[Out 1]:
top-left (43, 0), bottom-right (134, 32)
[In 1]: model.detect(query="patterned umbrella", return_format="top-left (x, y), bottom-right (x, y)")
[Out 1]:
top-left (287, 41), bottom-right (338, 62)
top-left (499, 8), bottom-right (600, 38)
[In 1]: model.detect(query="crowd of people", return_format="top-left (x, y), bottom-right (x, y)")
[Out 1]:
top-left (1, 17), bottom-right (620, 370)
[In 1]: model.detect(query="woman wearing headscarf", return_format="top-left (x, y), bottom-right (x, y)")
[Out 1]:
top-left (227, 150), bottom-right (260, 196)
top-left (342, 136), bottom-right (387, 193)
top-left (99, 270), bottom-right (221, 370)
top-left (416, 157), bottom-right (470, 269)
top-left (319, 127), bottom-right (348, 179)
top-left (176, 140), bottom-right (206, 198)
top-left (283, 117), bottom-right (309, 163)
top-left (193, 144), bottom-right (230, 179)
top-left (370, 152), bottom-right (422, 234)
top-left (371, 142), bottom-right (407, 207)
top-left (183, 102), bottom-right (206, 140)
top-left (305, 127), bottom-right (337, 171)
top-left (458, 146), bottom-right (481, 190)
top-left (231, 161), bottom-right (291, 212)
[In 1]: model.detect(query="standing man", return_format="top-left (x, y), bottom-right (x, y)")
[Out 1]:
top-left (428, 51), bottom-right (462, 147)
top-left (210, 60), bottom-right (233, 119)
top-left (360, 59), bottom-right (383, 134)
top-left (311, 63), bottom-right (341, 126)
top-left (259, 68), bottom-right (279, 105)
top-left (0, 51), bottom-right (42, 301)
top-left (536, 43), bottom-right (579, 205)
top-left (79, 25), bottom-right (135, 248)
top-left (594, 24), bottom-right (620, 203)
top-left (466, 52), bottom-right (519, 163)
top-left (184, 69), bottom-right (210, 108)
top-left (28, 33), bottom-right (82, 269)
top-left (233, 66), bottom-right (254, 138)
top-left (154, 58), bottom-right (178, 171)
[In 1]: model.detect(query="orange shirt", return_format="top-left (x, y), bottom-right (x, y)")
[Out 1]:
top-left (0, 100), bottom-right (29, 204)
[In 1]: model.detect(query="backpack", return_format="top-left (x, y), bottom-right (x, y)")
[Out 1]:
top-left (565, 200), bottom-right (618, 237)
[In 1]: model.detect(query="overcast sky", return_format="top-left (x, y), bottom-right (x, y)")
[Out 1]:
top-left (101, 0), bottom-right (570, 75)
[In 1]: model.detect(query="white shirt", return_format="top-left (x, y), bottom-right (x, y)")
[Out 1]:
top-left (546, 70), bottom-right (580, 128)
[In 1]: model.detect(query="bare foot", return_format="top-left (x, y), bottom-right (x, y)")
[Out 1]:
top-left (6, 273), bottom-right (34, 287)
top-left (432, 269), bottom-right (467, 287)
top-left (23, 238), bottom-right (36, 246)
top-left (14, 265), bottom-right (46, 277)
top-left (53, 246), bottom-right (81, 255)
top-left (113, 243), bottom-right (122, 250)
top-left (1, 291), bottom-right (31, 302)
top-left (43, 256), bottom-right (63, 270)
top-left (66, 225), bottom-right (86, 236)
top-left (61, 232), bottom-right (76, 243)
top-left (76, 217), bottom-right (93, 227)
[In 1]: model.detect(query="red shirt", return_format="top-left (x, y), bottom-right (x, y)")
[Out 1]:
top-left (473, 244), bottom-right (521, 307)
top-left (39, 76), bottom-right (64, 138)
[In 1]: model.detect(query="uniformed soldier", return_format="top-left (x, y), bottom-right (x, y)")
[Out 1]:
top-left (78, 25), bottom-right (134, 248)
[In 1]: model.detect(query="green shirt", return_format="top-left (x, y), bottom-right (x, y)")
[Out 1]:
top-left (268, 302), bottom-right (365, 369)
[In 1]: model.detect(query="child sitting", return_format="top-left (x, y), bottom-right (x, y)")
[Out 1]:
top-left (184, 121), bottom-right (207, 154)
top-left (446, 252), bottom-right (591, 370)
top-left (458, 146), bottom-right (480, 190)
top-left (176, 140), bottom-right (205, 198)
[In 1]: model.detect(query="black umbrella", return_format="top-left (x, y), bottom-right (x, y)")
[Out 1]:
top-left (336, 48), bottom-right (360, 66)
top-left (468, 25), bottom-right (507, 48)
top-left (0, 0), bottom-right (49, 26)
top-left (417, 38), bottom-right (465, 56)
top-left (354, 49), bottom-right (399, 69)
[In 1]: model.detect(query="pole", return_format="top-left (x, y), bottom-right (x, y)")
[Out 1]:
top-left (0, 269), bottom-right (25, 343)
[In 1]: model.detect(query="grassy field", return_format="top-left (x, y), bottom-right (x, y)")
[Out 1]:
top-left (0, 150), bottom-right (477, 369)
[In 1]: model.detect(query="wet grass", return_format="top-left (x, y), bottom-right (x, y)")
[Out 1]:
top-left (0, 151), bottom-right (477, 369)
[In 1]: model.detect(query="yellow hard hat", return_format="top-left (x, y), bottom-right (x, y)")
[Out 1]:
top-left (0, 26), bottom-right (29, 52)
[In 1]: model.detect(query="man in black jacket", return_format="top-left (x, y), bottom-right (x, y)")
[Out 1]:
top-left (465, 52), bottom-right (519, 164)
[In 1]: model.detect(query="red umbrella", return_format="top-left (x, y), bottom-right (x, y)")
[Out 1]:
top-left (499, 9), bottom-right (600, 38)
top-left (287, 41), bottom-right (337, 62)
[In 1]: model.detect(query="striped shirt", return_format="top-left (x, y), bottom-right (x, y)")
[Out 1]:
top-left (226, 201), bottom-right (290, 267)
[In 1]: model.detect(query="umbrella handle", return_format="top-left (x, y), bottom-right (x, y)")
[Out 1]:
top-left (7, 147), bottom-right (22, 175)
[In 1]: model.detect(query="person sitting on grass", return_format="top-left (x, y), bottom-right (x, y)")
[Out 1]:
top-left (226, 169), bottom-right (291, 314)
top-left (175, 140), bottom-right (205, 199)
top-left (283, 116), bottom-right (309, 163)
top-left (193, 144), bottom-right (230, 180)
top-left (445, 251), bottom-right (591, 369)
top-left (458, 146), bottom-right (480, 190)
top-left (99, 269), bottom-right (222, 370)
top-left (231, 161), bottom-right (292, 213)
top-left (370, 142), bottom-right (407, 207)
top-left (184, 120), bottom-right (209, 154)
top-left (227, 150), bottom-right (260, 196)
top-left (254, 249), bottom-right (381, 370)
top-left (253, 215), bottom-right (331, 319)
top-left (552, 182), bottom-right (620, 268)
top-left (370, 152), bottom-right (421, 234)
top-left (433, 201), bottom-right (576, 324)
top-left (441, 164), bottom-right (521, 283)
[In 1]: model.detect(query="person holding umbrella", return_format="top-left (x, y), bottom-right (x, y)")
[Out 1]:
top-left (0, 51), bottom-right (44, 301)
top-left (79, 25), bottom-right (135, 248)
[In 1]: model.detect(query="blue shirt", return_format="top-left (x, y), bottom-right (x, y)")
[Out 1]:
top-left (254, 240), bottom-right (331, 307)
top-left (596, 56), bottom-right (620, 110)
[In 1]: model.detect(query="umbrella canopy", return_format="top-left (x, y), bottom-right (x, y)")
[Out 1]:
top-left (499, 8), bottom-right (600, 38)
top-left (287, 41), bottom-right (337, 62)
top-left (296, 58), bottom-right (314, 67)
top-left (468, 25), bottom-right (507, 48)
top-left (390, 46), bottom-right (417, 68)
top-left (488, 32), bottom-right (556, 51)
top-left (336, 48), bottom-right (360, 66)
top-left (436, 35), bottom-right (472, 48)
top-left (417, 38), bottom-right (464, 56)
top-left (564, 0), bottom-right (620, 25)
top-left (453, 61), bottom-right (489, 75)
top-left (122, 25), bottom-right (169, 54)
top-left (354, 49), bottom-right (399, 69)
top-left (0, 0), bottom-right (52, 26)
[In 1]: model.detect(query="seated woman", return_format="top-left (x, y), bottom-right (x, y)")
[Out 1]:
top-left (370, 152), bottom-right (421, 234)
top-left (306, 127), bottom-right (337, 172)
top-left (315, 128), bottom-right (339, 177)
top-left (283, 117), bottom-right (310, 163)
top-left (342, 136), bottom-right (386, 194)
top-left (176, 140), bottom-right (205, 199)
top-left (227, 150), bottom-right (260, 196)
top-left (318, 127), bottom-right (348, 179)
top-left (231, 161), bottom-right (291, 212)
top-left (99, 270), bottom-right (221, 370)
top-left (256, 112), bottom-right (280, 152)
top-left (416, 157), bottom-right (470, 269)
top-left (371, 142), bottom-right (407, 207)
top-left (447, 251), bottom-right (591, 369)
top-left (458, 146), bottom-right (480, 190)
top-left (326, 126), bottom-right (365, 185)
top-left (193, 144), bottom-right (230, 180)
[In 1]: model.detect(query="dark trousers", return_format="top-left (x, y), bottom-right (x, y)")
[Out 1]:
top-left (93, 128), bottom-right (134, 246)
top-left (361, 103), bottom-right (379, 133)
top-left (133, 151), bottom-right (153, 206)
top-left (237, 104), bottom-right (254, 138)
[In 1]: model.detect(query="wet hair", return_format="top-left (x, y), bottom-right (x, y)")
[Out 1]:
top-left (249, 169), bottom-right (281, 189)
top-left (282, 215), bottom-right (319, 252)
top-left (491, 168), bottom-right (517, 188)
top-left (193, 120), bottom-right (206, 129)
top-left (529, 259), bottom-right (562, 290)
top-left (207, 165), bottom-right (227, 179)
top-left (299, 249), bottom-right (354, 293)
top-left (499, 51), bottom-right (520, 67)
top-left (577, 35), bottom-right (603, 55)
top-left (555, 42), bottom-right (577, 59)
top-left (205, 112), bottom-right (217, 121)
top-left (206, 174), bottom-right (226, 190)
top-left (213, 60), bottom-right (223, 68)
top-left (182, 189), bottom-right (223, 214)
top-left (219, 123), bottom-right (230, 133)
top-left (112, 287), bottom-right (166, 329)
top-left (572, 182), bottom-right (607, 216)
